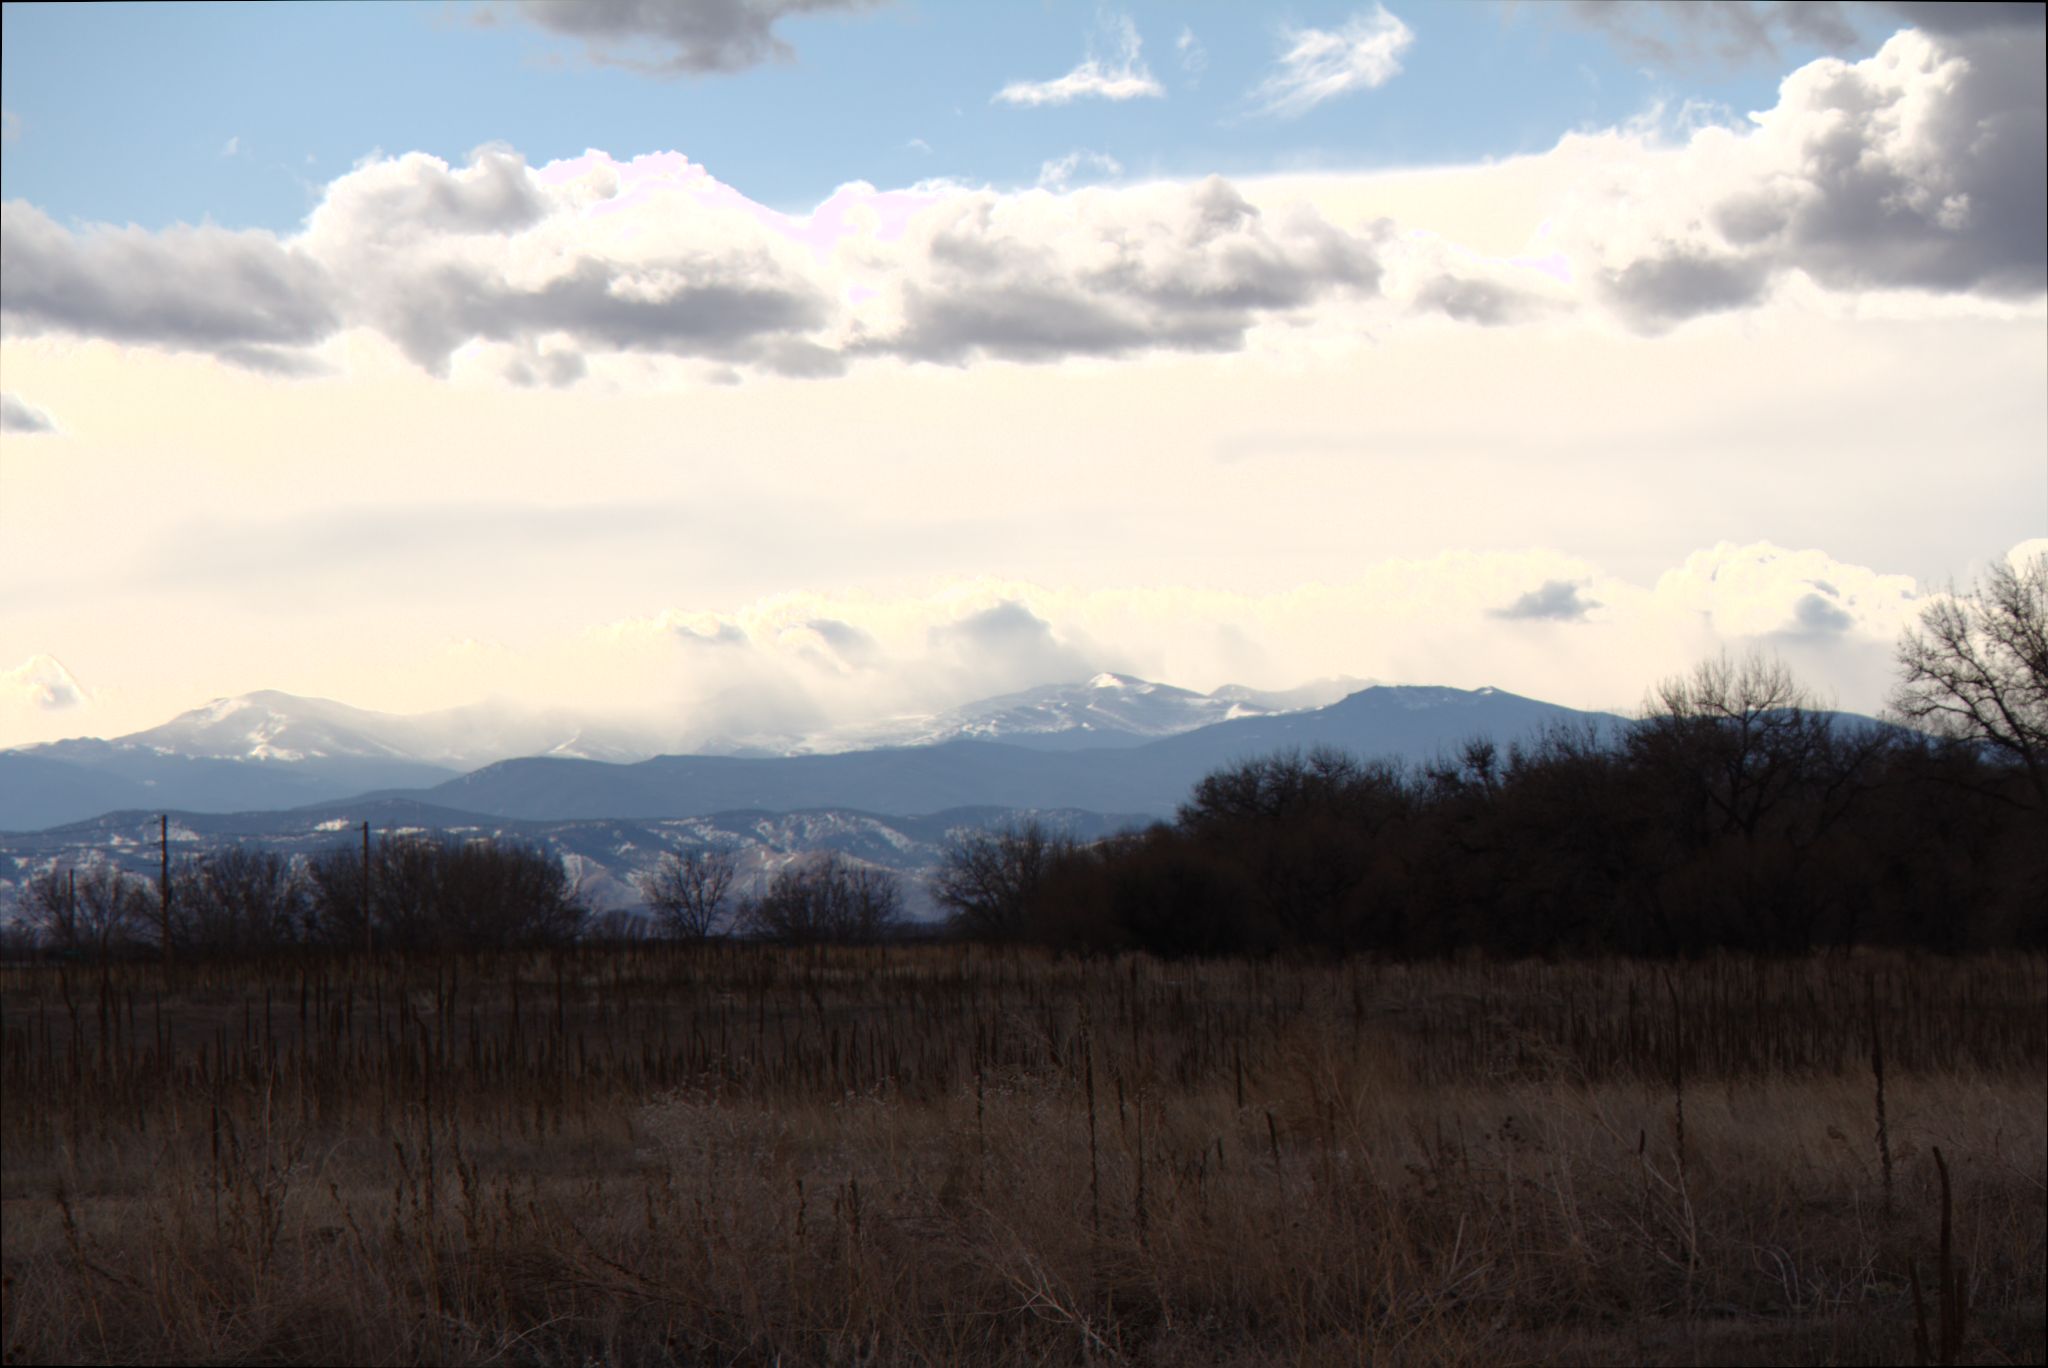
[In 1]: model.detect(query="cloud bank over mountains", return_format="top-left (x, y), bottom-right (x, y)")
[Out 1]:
top-left (0, 535), bottom-right (1988, 753)
top-left (3, 21), bottom-right (2038, 384)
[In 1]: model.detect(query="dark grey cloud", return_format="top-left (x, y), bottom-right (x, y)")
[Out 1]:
top-left (0, 201), bottom-right (340, 362)
top-left (871, 177), bottom-right (1382, 364)
top-left (1563, 2), bottom-right (2040, 68)
top-left (1603, 250), bottom-right (1771, 329)
top-left (1492, 580), bottom-right (1601, 622)
top-left (1788, 590), bottom-right (1855, 635)
top-left (1761, 28), bottom-right (2046, 300)
top-left (367, 256), bottom-right (832, 376)
top-left (0, 392), bottom-right (56, 435)
top-left (1414, 275), bottom-right (1545, 326)
top-left (804, 618), bottom-right (880, 668)
top-left (928, 600), bottom-right (1093, 685)
top-left (1882, 4), bottom-right (2046, 36)
top-left (1565, 1), bottom-right (1861, 66)
top-left (1604, 19), bottom-right (2044, 327)
top-left (513, 0), bottom-right (882, 76)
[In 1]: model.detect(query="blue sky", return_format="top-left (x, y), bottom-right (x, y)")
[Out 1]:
top-left (1, 2), bottom-right (2043, 746)
top-left (3, 2), bottom-right (1870, 229)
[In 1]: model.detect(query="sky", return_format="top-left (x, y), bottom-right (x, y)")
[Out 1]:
top-left (2, 0), bottom-right (2044, 748)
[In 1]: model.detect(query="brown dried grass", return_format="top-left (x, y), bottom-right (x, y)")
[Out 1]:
top-left (2, 947), bottom-right (2043, 1365)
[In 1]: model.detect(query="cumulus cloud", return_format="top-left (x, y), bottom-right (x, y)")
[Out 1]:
top-left (5, 148), bottom-right (1387, 377)
top-left (4, 21), bottom-right (2037, 380)
top-left (796, 618), bottom-right (881, 671)
top-left (2, 654), bottom-right (89, 713)
top-left (0, 392), bottom-right (57, 434)
top-left (509, 0), bottom-right (882, 76)
top-left (994, 14), bottom-right (1164, 106)
top-left (0, 201), bottom-right (340, 365)
top-left (1583, 24), bottom-right (2046, 326)
top-left (862, 176), bottom-right (1383, 364)
top-left (1246, 6), bottom-right (1414, 119)
top-left (1412, 274), bottom-right (1552, 326)
top-left (1788, 590), bottom-right (1856, 635)
top-left (927, 600), bottom-right (1094, 689)
top-left (1651, 542), bottom-right (1919, 642)
top-left (1493, 580), bottom-right (1601, 622)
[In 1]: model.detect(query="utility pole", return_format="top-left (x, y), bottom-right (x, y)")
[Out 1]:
top-left (362, 820), bottom-right (373, 959)
top-left (159, 814), bottom-right (173, 962)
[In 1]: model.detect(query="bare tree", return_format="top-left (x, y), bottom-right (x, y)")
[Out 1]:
top-left (1892, 552), bottom-right (2048, 810)
top-left (169, 846), bottom-right (308, 956)
top-left (1632, 650), bottom-right (1836, 840)
top-left (930, 820), bottom-right (1073, 941)
top-left (16, 863), bottom-right (153, 958)
top-left (636, 845), bottom-right (738, 941)
top-left (304, 835), bottom-right (585, 952)
top-left (737, 852), bottom-right (902, 945)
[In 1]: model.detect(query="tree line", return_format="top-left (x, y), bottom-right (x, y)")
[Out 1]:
top-left (932, 556), bottom-right (2047, 958)
top-left (8, 553), bottom-right (2042, 960)
top-left (6, 833), bottom-right (908, 960)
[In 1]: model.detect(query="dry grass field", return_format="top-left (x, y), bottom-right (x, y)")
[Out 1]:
top-left (2, 947), bottom-right (2043, 1365)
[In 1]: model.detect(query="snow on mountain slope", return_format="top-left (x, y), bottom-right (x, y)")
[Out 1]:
top-left (121, 691), bottom-right (419, 763)
top-left (28, 692), bottom-right (662, 771)
top-left (779, 673), bottom-right (1302, 754)
top-left (0, 801), bottom-right (1149, 922)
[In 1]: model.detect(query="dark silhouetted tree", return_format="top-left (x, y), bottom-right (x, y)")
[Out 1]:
top-left (737, 852), bottom-right (902, 945)
top-left (169, 846), bottom-right (308, 956)
top-left (636, 845), bottom-right (738, 940)
top-left (1892, 552), bottom-right (2048, 811)
top-left (930, 820), bottom-right (1073, 941)
top-left (16, 863), bottom-right (153, 958)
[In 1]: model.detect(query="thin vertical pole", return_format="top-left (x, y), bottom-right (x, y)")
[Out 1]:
top-left (159, 814), bottom-right (172, 962)
top-left (362, 821), bottom-right (373, 959)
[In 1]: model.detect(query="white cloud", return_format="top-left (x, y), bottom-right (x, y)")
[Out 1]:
top-left (1036, 149), bottom-right (1123, 190)
top-left (994, 14), bottom-right (1165, 106)
top-left (1, 655), bottom-right (94, 742)
top-left (1562, 26), bottom-right (2045, 327)
top-left (0, 23), bottom-right (2038, 381)
top-left (420, 542), bottom-right (1940, 746)
top-left (2007, 537), bottom-right (2048, 575)
top-left (1649, 542), bottom-right (1920, 642)
top-left (1246, 6), bottom-right (1414, 119)
top-left (1176, 26), bottom-right (1207, 78)
top-left (220, 135), bottom-right (240, 158)
top-left (1, 109), bottom-right (21, 143)
top-left (1, 654), bottom-right (87, 711)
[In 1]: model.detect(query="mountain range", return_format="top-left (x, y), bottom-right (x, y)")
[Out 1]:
top-left (0, 673), bottom-right (1661, 921)
top-left (2, 672), bottom-right (1388, 829)
top-left (400, 684), bottom-right (1609, 823)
